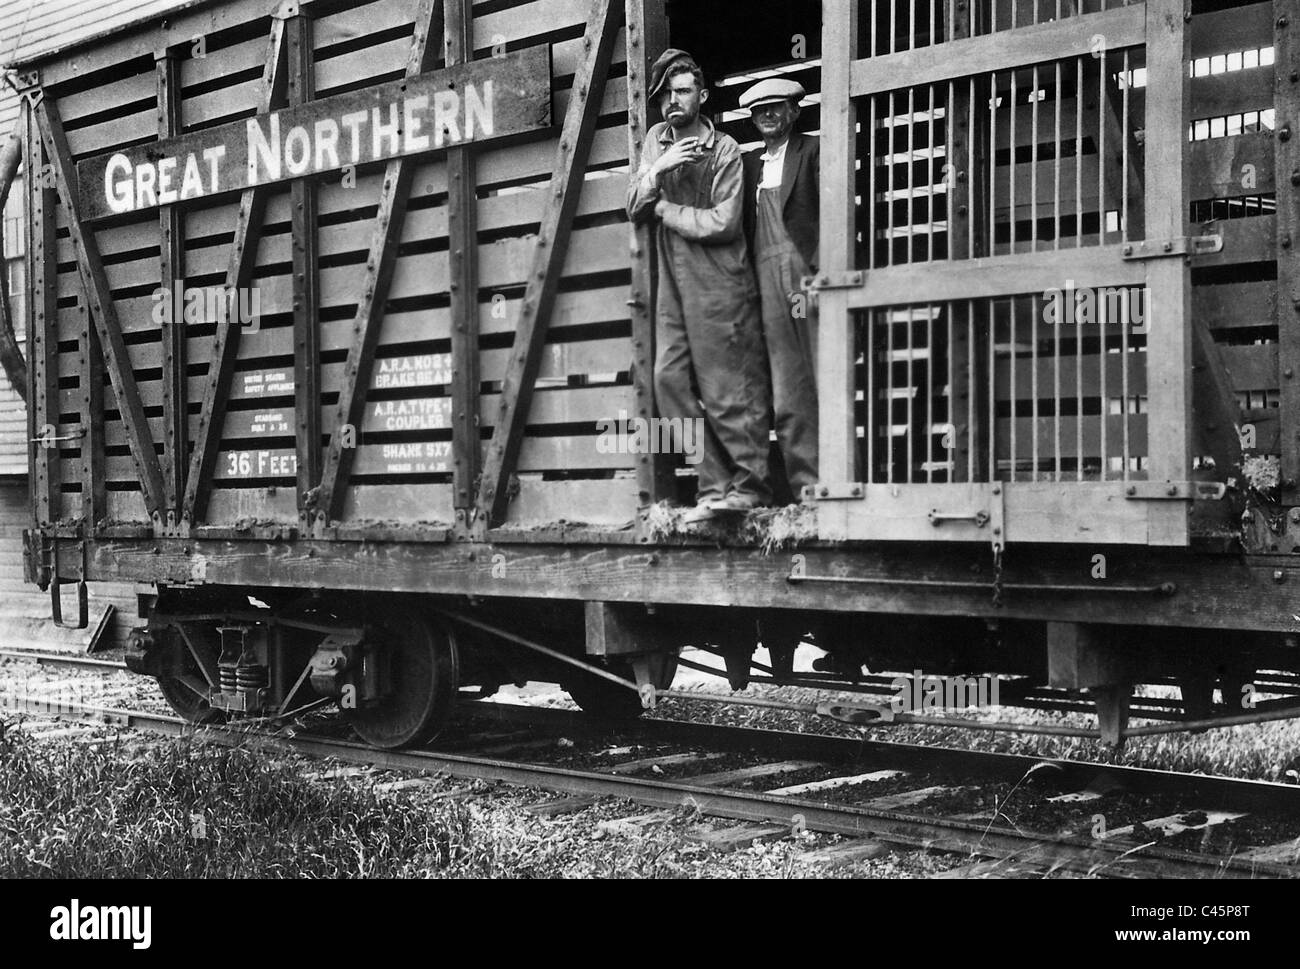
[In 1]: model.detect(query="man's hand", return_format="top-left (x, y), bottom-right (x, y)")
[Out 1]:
top-left (652, 137), bottom-right (706, 178)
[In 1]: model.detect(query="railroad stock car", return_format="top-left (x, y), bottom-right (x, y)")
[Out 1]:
top-left (11, 0), bottom-right (1300, 746)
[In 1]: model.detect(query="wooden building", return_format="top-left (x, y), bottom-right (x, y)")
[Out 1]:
top-left (0, 0), bottom-right (184, 649)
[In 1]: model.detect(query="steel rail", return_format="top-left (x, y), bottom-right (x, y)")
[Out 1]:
top-left (3, 695), bottom-right (1296, 878)
top-left (461, 700), bottom-right (1300, 817)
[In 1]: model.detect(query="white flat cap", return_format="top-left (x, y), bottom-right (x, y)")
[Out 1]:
top-left (738, 78), bottom-right (806, 111)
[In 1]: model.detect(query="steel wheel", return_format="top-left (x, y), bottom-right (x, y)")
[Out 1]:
top-left (156, 627), bottom-right (226, 725)
top-left (349, 610), bottom-right (459, 749)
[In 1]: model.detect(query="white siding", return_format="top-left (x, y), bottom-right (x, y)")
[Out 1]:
top-left (0, 0), bottom-right (188, 474)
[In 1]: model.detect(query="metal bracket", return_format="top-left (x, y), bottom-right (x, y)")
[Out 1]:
top-left (802, 270), bottom-right (866, 291)
top-left (29, 426), bottom-right (85, 445)
top-left (273, 0), bottom-right (302, 19)
top-left (1121, 235), bottom-right (1222, 260)
top-left (802, 482), bottom-right (866, 501)
top-left (48, 537), bottom-right (89, 630)
top-left (1123, 480), bottom-right (1227, 501)
top-left (929, 508), bottom-right (990, 527)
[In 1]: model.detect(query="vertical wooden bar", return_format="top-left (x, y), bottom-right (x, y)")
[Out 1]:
top-left (868, 95), bottom-right (876, 267)
top-left (1142, 0), bottom-right (1191, 544)
top-left (1075, 56), bottom-right (1083, 248)
top-left (1009, 297), bottom-right (1017, 476)
top-left (40, 99), bottom-right (167, 522)
top-left (818, 0), bottom-right (860, 483)
top-left (905, 305), bottom-right (914, 480)
top-left (1121, 49), bottom-right (1129, 241)
top-left (79, 319), bottom-right (106, 528)
top-left (448, 0), bottom-right (484, 527)
top-left (1009, 69), bottom-right (1017, 251)
top-left (1121, 282), bottom-right (1130, 479)
top-left (24, 92), bottom-right (58, 528)
top-left (1099, 282), bottom-right (1107, 478)
top-left (476, 0), bottom-right (622, 526)
top-left (906, 87), bottom-right (915, 262)
top-left (945, 3), bottom-right (986, 482)
top-left (156, 50), bottom-right (186, 527)
top-left (1097, 47), bottom-right (1106, 244)
top-left (1030, 64), bottom-right (1038, 251)
top-left (886, 309), bottom-right (895, 482)
top-left (288, 13), bottom-right (321, 532)
top-left (625, 0), bottom-right (674, 508)
top-left (1031, 293), bottom-right (1038, 479)
top-left (1053, 60), bottom-right (1061, 250)
top-left (1275, 0), bottom-right (1300, 497)
top-left (184, 13), bottom-right (290, 524)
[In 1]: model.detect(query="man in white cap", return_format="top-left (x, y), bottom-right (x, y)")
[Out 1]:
top-left (740, 77), bottom-right (820, 502)
top-left (628, 50), bottom-right (772, 524)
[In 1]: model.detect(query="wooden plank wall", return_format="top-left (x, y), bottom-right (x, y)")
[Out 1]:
top-left (34, 0), bottom-right (642, 532)
top-left (0, 0), bottom-right (185, 477)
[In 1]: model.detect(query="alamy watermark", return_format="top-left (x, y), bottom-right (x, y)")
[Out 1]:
top-left (596, 410), bottom-right (704, 465)
top-left (1042, 280), bottom-right (1148, 333)
top-left (151, 282), bottom-right (262, 331)
top-left (878, 670), bottom-right (1001, 722)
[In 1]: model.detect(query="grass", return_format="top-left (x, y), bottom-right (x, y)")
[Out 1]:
top-left (0, 728), bottom-right (488, 878)
top-left (0, 723), bottom-right (893, 878)
top-left (642, 501), bottom-right (818, 552)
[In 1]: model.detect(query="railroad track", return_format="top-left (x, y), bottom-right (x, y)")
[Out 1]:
top-left (3, 683), bottom-right (1300, 878)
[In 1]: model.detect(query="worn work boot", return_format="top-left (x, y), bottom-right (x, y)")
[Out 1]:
top-left (682, 503), bottom-right (717, 525)
top-left (709, 494), bottom-right (761, 515)
top-left (681, 502), bottom-right (722, 525)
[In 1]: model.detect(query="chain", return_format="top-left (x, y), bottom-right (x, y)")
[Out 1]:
top-left (991, 543), bottom-right (1004, 608)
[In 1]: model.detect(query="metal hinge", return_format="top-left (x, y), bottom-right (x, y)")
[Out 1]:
top-left (802, 482), bottom-right (866, 500)
top-left (1121, 235), bottom-right (1222, 260)
top-left (802, 270), bottom-right (866, 291)
top-left (1123, 481), bottom-right (1227, 500)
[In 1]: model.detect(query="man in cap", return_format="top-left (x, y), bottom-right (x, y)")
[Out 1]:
top-left (628, 50), bottom-right (772, 524)
top-left (741, 77), bottom-right (820, 502)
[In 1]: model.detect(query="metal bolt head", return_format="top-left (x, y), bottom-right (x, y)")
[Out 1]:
top-left (819, 486), bottom-right (830, 497)
top-left (1275, 570), bottom-right (1287, 584)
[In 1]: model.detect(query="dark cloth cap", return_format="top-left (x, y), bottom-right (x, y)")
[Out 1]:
top-left (647, 48), bottom-right (697, 100)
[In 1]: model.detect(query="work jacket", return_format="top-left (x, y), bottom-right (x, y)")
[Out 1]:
top-left (742, 131), bottom-right (820, 272)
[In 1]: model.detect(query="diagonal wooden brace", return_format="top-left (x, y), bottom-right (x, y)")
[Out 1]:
top-left (37, 100), bottom-right (167, 523)
top-left (476, 0), bottom-right (623, 528)
top-left (314, 0), bottom-right (443, 525)
top-left (182, 13), bottom-right (292, 525)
